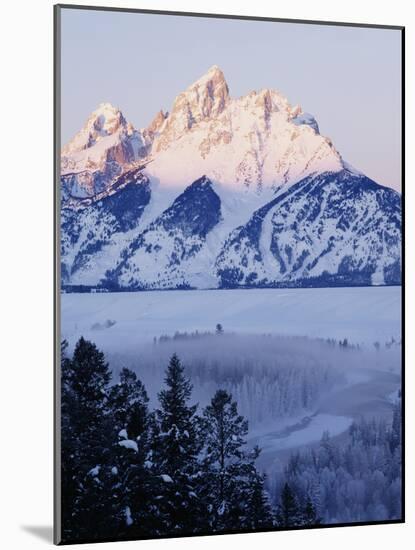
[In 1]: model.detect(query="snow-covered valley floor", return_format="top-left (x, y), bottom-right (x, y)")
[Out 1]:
top-left (61, 286), bottom-right (401, 350)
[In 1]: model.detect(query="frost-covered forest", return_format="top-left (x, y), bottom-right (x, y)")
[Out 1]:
top-left (103, 331), bottom-right (400, 428)
top-left (60, 336), bottom-right (401, 542)
top-left (269, 405), bottom-right (402, 524)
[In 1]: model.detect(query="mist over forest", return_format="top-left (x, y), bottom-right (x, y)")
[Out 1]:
top-left (102, 331), bottom-right (400, 428)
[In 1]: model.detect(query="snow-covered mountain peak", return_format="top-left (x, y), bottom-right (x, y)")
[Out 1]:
top-left (146, 77), bottom-right (344, 192)
top-left (60, 103), bottom-right (148, 198)
top-left (61, 68), bottom-right (353, 201)
top-left (153, 66), bottom-right (230, 152)
top-left (235, 89), bottom-right (320, 134)
top-left (246, 87), bottom-right (290, 113)
top-left (187, 64), bottom-right (229, 98)
top-left (193, 65), bottom-right (229, 91)
top-left (91, 101), bottom-right (125, 127)
top-left (62, 102), bottom-right (129, 157)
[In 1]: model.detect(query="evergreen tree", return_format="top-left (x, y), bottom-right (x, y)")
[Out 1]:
top-left (108, 368), bottom-right (156, 537)
top-left (151, 354), bottom-right (202, 535)
top-left (243, 452), bottom-right (275, 530)
top-left (200, 390), bottom-right (270, 532)
top-left (61, 337), bottom-right (114, 540)
top-left (389, 401), bottom-right (401, 454)
top-left (110, 368), bottom-right (150, 439)
top-left (216, 323), bottom-right (224, 334)
top-left (302, 496), bottom-right (321, 526)
top-left (276, 483), bottom-right (302, 528)
top-left (61, 340), bottom-right (77, 539)
top-left (68, 337), bottom-right (112, 450)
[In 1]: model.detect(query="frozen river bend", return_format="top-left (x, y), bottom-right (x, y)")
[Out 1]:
top-left (61, 286), bottom-right (401, 350)
top-left (250, 365), bottom-right (400, 471)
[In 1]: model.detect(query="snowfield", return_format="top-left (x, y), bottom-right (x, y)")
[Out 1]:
top-left (61, 286), bottom-right (401, 351)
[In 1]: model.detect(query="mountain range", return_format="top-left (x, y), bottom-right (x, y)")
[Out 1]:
top-left (60, 65), bottom-right (401, 290)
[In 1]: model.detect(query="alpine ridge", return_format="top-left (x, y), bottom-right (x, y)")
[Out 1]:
top-left (60, 66), bottom-right (401, 290)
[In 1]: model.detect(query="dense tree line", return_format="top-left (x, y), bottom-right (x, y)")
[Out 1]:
top-left (61, 338), bottom-right (321, 542)
top-left (270, 404), bottom-right (402, 524)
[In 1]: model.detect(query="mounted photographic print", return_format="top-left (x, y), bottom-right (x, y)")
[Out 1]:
top-left (54, 5), bottom-right (404, 545)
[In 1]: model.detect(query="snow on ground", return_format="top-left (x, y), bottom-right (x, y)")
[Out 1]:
top-left (61, 286), bottom-right (401, 352)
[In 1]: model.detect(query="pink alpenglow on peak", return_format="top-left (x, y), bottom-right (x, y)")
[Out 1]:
top-left (62, 102), bottom-right (128, 155)
top-left (61, 66), bottom-right (345, 197)
top-left (61, 103), bottom-right (149, 198)
top-left (146, 66), bottom-right (344, 191)
top-left (152, 65), bottom-right (230, 152)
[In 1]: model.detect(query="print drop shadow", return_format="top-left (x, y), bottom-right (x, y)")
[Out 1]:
top-left (21, 525), bottom-right (53, 543)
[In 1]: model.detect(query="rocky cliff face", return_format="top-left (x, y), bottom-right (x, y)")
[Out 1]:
top-left (60, 66), bottom-right (401, 290)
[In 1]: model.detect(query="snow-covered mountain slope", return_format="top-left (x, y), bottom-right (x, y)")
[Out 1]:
top-left (105, 176), bottom-right (222, 290)
top-left (60, 66), bottom-right (402, 290)
top-left (61, 168), bottom-right (151, 285)
top-left (215, 170), bottom-right (401, 288)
